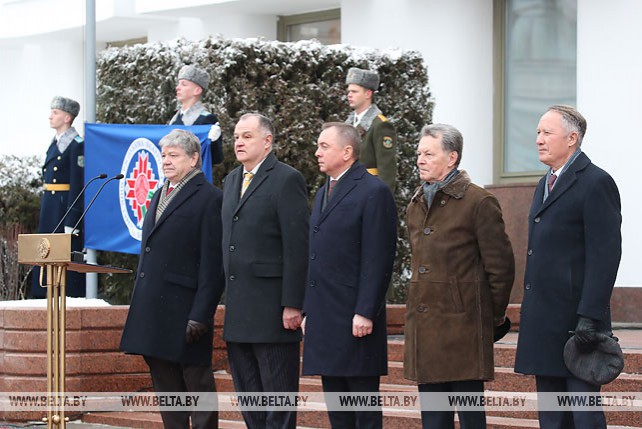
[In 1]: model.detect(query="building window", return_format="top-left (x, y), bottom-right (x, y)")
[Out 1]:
top-left (496, 0), bottom-right (577, 178)
top-left (277, 9), bottom-right (340, 44)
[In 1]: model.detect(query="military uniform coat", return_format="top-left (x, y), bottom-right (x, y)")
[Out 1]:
top-left (404, 171), bottom-right (515, 383)
top-left (515, 152), bottom-right (621, 377)
top-left (221, 152), bottom-right (309, 343)
top-left (169, 101), bottom-right (224, 165)
top-left (120, 172), bottom-right (225, 366)
top-left (302, 162), bottom-right (397, 377)
top-left (346, 104), bottom-right (397, 192)
top-left (32, 129), bottom-right (85, 297)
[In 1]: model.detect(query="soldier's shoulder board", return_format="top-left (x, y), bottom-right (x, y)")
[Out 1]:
top-left (377, 114), bottom-right (388, 122)
top-left (74, 135), bottom-right (84, 144)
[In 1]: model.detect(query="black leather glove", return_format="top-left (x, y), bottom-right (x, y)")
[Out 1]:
top-left (185, 320), bottom-right (208, 344)
top-left (493, 317), bottom-right (511, 342)
top-left (573, 316), bottom-right (599, 348)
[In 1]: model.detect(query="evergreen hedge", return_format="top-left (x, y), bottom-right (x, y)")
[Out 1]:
top-left (97, 37), bottom-right (433, 304)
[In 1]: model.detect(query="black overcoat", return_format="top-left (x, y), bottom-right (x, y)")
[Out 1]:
top-left (120, 173), bottom-right (225, 366)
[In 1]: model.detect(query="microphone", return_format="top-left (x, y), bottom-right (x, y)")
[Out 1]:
top-left (71, 174), bottom-right (124, 233)
top-left (52, 173), bottom-right (108, 233)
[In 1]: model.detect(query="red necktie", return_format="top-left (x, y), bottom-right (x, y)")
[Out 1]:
top-left (548, 174), bottom-right (557, 192)
top-left (167, 186), bottom-right (174, 196)
top-left (328, 179), bottom-right (337, 198)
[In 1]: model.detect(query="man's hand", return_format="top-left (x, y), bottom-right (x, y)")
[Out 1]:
top-left (283, 307), bottom-right (302, 330)
top-left (573, 316), bottom-right (599, 348)
top-left (208, 124), bottom-right (222, 141)
top-left (185, 320), bottom-right (208, 344)
top-left (352, 314), bottom-right (373, 338)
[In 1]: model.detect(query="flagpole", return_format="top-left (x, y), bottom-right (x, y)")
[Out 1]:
top-left (85, 0), bottom-right (98, 299)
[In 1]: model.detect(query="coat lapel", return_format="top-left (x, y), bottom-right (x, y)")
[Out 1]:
top-left (534, 152), bottom-right (590, 216)
top-left (234, 152), bottom-right (277, 215)
top-left (316, 163), bottom-right (365, 224)
top-left (149, 175), bottom-right (202, 236)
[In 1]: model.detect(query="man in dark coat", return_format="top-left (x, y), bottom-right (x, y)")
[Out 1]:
top-left (221, 113), bottom-right (309, 429)
top-left (168, 64), bottom-right (224, 165)
top-left (120, 129), bottom-right (225, 429)
top-left (344, 67), bottom-right (397, 192)
top-left (32, 96), bottom-right (85, 298)
top-left (514, 105), bottom-right (622, 429)
top-left (302, 122), bottom-right (397, 429)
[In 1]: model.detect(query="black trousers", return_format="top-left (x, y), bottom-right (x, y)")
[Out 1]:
top-left (226, 342), bottom-right (300, 429)
top-left (418, 380), bottom-right (486, 429)
top-left (536, 375), bottom-right (606, 429)
top-left (321, 375), bottom-right (382, 429)
top-left (144, 356), bottom-right (218, 429)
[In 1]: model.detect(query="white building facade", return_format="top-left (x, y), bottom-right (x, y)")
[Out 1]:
top-left (1, 0), bottom-right (640, 290)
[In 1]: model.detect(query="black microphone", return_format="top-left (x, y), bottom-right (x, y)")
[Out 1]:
top-left (71, 174), bottom-right (125, 233)
top-left (52, 173), bottom-right (108, 233)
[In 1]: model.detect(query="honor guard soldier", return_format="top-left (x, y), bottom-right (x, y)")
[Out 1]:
top-left (169, 64), bottom-right (224, 166)
top-left (31, 96), bottom-right (86, 298)
top-left (345, 67), bottom-right (397, 192)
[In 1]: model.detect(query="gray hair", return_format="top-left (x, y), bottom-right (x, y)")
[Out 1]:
top-left (158, 129), bottom-right (202, 169)
top-left (547, 105), bottom-right (587, 146)
top-left (420, 123), bottom-right (463, 167)
top-left (322, 122), bottom-right (361, 160)
top-left (239, 112), bottom-right (275, 140)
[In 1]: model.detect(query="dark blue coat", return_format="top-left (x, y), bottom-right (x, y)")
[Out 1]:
top-left (120, 172), bottom-right (225, 366)
top-left (169, 107), bottom-right (224, 165)
top-left (515, 152), bottom-right (621, 377)
top-left (302, 163), bottom-right (397, 377)
top-left (32, 131), bottom-right (85, 298)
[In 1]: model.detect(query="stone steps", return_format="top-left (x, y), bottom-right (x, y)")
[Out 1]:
top-left (80, 331), bottom-right (642, 429)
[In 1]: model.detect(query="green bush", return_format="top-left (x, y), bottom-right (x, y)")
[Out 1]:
top-left (0, 155), bottom-right (43, 300)
top-left (97, 37), bottom-right (433, 304)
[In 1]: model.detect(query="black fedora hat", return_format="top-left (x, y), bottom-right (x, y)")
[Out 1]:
top-left (563, 332), bottom-right (624, 386)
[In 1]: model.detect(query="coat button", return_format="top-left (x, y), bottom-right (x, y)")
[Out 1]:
top-left (53, 179), bottom-right (57, 183)
top-left (418, 266), bottom-right (427, 274)
top-left (233, 215), bottom-right (239, 222)
top-left (440, 200), bottom-right (446, 206)
top-left (229, 275), bottom-right (235, 281)
top-left (311, 253), bottom-right (316, 260)
top-left (534, 217), bottom-right (541, 223)
top-left (57, 156), bottom-right (62, 160)
top-left (423, 227), bottom-right (432, 235)
top-left (527, 249), bottom-right (533, 256)
top-left (309, 280), bottom-right (316, 287)
top-left (53, 166), bottom-right (58, 171)
top-left (313, 226), bottom-right (320, 233)
top-left (145, 247), bottom-right (151, 253)
top-left (44, 168), bottom-right (47, 172)
top-left (525, 283), bottom-right (531, 290)
top-left (229, 245), bottom-right (235, 252)
top-left (417, 304), bottom-right (427, 313)
top-left (51, 191), bottom-right (56, 195)
top-left (139, 272), bottom-right (145, 278)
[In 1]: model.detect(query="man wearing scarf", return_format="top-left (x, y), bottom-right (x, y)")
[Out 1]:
top-left (120, 129), bottom-right (224, 429)
top-left (404, 123), bottom-right (515, 429)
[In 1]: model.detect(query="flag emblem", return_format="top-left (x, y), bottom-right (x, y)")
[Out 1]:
top-left (119, 138), bottom-right (164, 241)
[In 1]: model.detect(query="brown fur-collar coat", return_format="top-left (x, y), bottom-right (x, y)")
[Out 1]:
top-left (404, 170), bottom-right (515, 383)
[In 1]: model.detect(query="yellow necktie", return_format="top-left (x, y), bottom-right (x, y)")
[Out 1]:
top-left (241, 172), bottom-right (254, 197)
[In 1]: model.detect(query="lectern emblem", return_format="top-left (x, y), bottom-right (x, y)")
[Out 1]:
top-left (38, 238), bottom-right (51, 259)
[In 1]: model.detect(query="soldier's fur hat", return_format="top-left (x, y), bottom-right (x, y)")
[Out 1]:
top-left (346, 67), bottom-right (380, 91)
top-left (51, 96), bottom-right (80, 118)
top-left (178, 65), bottom-right (209, 91)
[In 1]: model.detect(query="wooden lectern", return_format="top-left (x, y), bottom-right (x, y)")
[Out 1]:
top-left (18, 233), bottom-right (130, 428)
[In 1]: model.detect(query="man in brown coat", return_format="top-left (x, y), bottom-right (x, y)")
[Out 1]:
top-left (404, 123), bottom-right (515, 429)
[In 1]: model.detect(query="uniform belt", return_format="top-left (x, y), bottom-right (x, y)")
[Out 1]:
top-left (44, 184), bottom-right (70, 191)
top-left (366, 168), bottom-right (379, 176)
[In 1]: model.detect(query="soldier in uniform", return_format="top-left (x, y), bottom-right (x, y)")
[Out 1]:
top-left (345, 67), bottom-right (397, 192)
top-left (169, 65), bottom-right (224, 166)
top-left (31, 96), bottom-right (85, 298)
